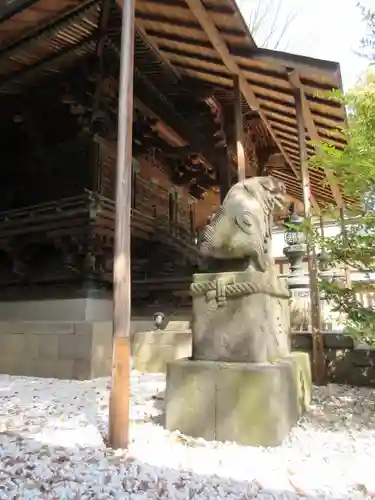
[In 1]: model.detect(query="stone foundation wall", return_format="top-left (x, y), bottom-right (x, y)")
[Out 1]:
top-left (133, 330), bottom-right (192, 373)
top-left (3, 320), bottom-right (373, 384)
top-left (292, 332), bottom-right (375, 387)
top-left (0, 320), bottom-right (192, 379)
top-left (130, 330), bottom-right (375, 384)
top-left (0, 297), bottom-right (192, 380)
top-left (0, 321), bottom-right (113, 380)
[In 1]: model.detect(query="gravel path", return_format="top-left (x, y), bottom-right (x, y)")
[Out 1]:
top-left (0, 371), bottom-right (375, 499)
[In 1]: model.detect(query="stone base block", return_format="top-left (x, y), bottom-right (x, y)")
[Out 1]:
top-left (133, 330), bottom-right (192, 373)
top-left (165, 352), bottom-right (311, 447)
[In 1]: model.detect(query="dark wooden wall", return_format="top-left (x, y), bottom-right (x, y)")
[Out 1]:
top-left (0, 75), bottom-right (198, 307)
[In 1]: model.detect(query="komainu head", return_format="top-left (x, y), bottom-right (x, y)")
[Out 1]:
top-left (198, 176), bottom-right (286, 271)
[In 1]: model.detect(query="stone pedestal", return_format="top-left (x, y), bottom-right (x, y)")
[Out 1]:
top-left (191, 270), bottom-right (290, 363)
top-left (133, 330), bottom-right (192, 373)
top-left (165, 267), bottom-right (313, 446)
top-left (165, 352), bottom-right (312, 446)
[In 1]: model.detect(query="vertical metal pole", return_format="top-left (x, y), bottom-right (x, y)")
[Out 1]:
top-left (233, 74), bottom-right (246, 181)
top-left (294, 87), bottom-right (325, 384)
top-left (108, 0), bottom-right (135, 450)
top-left (339, 207), bottom-right (352, 288)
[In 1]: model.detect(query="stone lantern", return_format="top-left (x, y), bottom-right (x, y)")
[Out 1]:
top-left (318, 249), bottom-right (331, 273)
top-left (283, 205), bottom-right (309, 294)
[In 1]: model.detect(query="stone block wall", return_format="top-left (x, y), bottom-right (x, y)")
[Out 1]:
top-left (133, 330), bottom-right (192, 373)
top-left (0, 321), bottom-right (113, 380)
top-left (0, 304), bottom-right (192, 379)
top-left (292, 332), bottom-right (375, 387)
top-left (3, 319), bottom-right (374, 385)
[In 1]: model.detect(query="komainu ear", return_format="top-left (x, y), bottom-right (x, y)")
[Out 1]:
top-left (257, 176), bottom-right (276, 191)
top-left (258, 176), bottom-right (286, 194)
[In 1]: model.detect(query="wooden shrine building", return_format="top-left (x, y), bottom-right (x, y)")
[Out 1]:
top-left (0, 0), bottom-right (349, 380)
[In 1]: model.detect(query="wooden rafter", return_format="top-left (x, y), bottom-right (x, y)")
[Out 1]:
top-left (289, 71), bottom-right (344, 208)
top-left (136, 25), bottom-right (182, 82)
top-left (184, 0), bottom-right (319, 210)
top-left (134, 69), bottom-right (216, 173)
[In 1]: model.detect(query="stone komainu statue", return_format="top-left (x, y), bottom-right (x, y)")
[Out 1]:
top-left (198, 176), bottom-right (286, 271)
top-left (191, 175), bottom-right (290, 363)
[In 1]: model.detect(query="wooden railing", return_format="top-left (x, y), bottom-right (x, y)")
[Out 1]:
top-left (0, 190), bottom-right (198, 264)
top-left (0, 193), bottom-right (91, 242)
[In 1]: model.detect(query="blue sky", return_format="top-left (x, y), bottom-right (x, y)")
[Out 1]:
top-left (237, 0), bottom-right (372, 90)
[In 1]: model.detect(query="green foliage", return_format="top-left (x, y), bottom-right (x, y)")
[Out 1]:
top-left (309, 8), bottom-right (375, 343)
top-left (358, 3), bottom-right (375, 60)
top-left (311, 75), bottom-right (375, 204)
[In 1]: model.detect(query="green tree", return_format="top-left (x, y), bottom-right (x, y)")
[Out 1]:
top-left (359, 3), bottom-right (375, 61)
top-left (311, 8), bottom-right (375, 343)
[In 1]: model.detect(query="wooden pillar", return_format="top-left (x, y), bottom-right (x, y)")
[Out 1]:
top-left (89, 0), bottom-right (112, 193)
top-left (217, 151), bottom-right (231, 203)
top-left (169, 192), bottom-right (175, 233)
top-left (207, 96), bottom-right (231, 202)
top-left (294, 87), bottom-right (325, 384)
top-left (319, 215), bottom-right (325, 238)
top-left (233, 74), bottom-right (246, 182)
top-left (189, 203), bottom-right (196, 240)
top-left (340, 207), bottom-right (352, 288)
top-left (91, 0), bottom-right (112, 116)
top-left (174, 192), bottom-right (179, 229)
top-left (131, 169), bottom-right (137, 210)
top-left (89, 140), bottom-right (102, 193)
top-left (108, 0), bottom-right (135, 450)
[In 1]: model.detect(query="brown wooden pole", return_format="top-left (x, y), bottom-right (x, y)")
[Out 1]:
top-left (319, 215), bottom-right (325, 238)
top-left (233, 74), bottom-right (246, 181)
top-left (131, 169), bottom-right (137, 210)
top-left (108, 0), bottom-right (135, 450)
top-left (339, 207), bottom-right (352, 288)
top-left (294, 87), bottom-right (325, 384)
top-left (174, 192), bottom-right (179, 229)
top-left (169, 191), bottom-right (175, 233)
top-left (217, 150), bottom-right (231, 202)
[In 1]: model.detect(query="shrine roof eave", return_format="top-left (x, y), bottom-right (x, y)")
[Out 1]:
top-left (0, 0), bottom-right (353, 209)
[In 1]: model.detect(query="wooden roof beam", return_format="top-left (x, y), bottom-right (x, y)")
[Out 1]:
top-left (0, 0), bottom-right (39, 23)
top-left (184, 0), bottom-right (319, 211)
top-left (236, 48), bottom-right (341, 82)
top-left (134, 69), bottom-right (217, 173)
top-left (288, 71), bottom-right (344, 209)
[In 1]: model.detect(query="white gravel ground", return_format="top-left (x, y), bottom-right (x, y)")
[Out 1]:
top-left (0, 371), bottom-right (375, 499)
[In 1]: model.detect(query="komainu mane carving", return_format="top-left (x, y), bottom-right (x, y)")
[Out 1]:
top-left (198, 176), bottom-right (286, 272)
